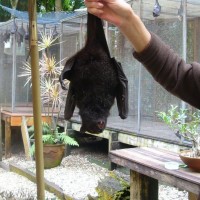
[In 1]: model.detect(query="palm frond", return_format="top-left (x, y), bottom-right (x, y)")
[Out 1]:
top-left (58, 132), bottom-right (79, 146)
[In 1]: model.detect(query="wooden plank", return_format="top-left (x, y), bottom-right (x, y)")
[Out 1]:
top-left (110, 148), bottom-right (200, 184)
top-left (21, 116), bottom-right (33, 161)
top-left (11, 116), bottom-right (24, 126)
top-left (109, 149), bottom-right (200, 195)
top-left (10, 115), bottom-right (51, 126)
top-left (9, 162), bottom-right (73, 200)
top-left (130, 170), bottom-right (158, 200)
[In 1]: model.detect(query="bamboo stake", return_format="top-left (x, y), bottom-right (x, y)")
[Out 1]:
top-left (28, 0), bottom-right (45, 199)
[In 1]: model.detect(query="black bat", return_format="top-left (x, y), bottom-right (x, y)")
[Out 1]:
top-left (59, 13), bottom-right (128, 134)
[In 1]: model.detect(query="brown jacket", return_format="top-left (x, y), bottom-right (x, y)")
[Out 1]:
top-left (133, 32), bottom-right (200, 109)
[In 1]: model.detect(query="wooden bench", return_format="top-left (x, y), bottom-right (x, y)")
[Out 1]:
top-left (109, 147), bottom-right (200, 200)
top-left (1, 110), bottom-right (51, 159)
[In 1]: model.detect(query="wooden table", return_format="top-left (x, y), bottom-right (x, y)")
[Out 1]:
top-left (109, 147), bottom-right (200, 200)
top-left (1, 109), bottom-right (50, 159)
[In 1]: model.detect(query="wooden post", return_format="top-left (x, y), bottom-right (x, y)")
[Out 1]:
top-left (5, 118), bottom-right (11, 158)
top-left (108, 131), bottom-right (119, 170)
top-left (21, 116), bottom-right (33, 160)
top-left (189, 192), bottom-right (198, 200)
top-left (130, 170), bottom-right (158, 200)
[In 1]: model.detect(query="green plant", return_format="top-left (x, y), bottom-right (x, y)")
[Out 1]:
top-left (95, 171), bottom-right (130, 200)
top-left (28, 121), bottom-right (79, 155)
top-left (109, 172), bottom-right (130, 200)
top-left (157, 105), bottom-right (200, 157)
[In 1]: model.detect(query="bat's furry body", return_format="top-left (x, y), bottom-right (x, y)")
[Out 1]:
top-left (60, 13), bottom-right (128, 134)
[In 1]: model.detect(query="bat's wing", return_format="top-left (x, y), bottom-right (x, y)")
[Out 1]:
top-left (64, 83), bottom-right (76, 120)
top-left (59, 56), bottom-right (75, 90)
top-left (59, 56), bottom-right (76, 120)
top-left (112, 58), bottom-right (128, 119)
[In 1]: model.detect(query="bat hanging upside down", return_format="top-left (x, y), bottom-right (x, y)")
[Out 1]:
top-left (59, 13), bottom-right (128, 134)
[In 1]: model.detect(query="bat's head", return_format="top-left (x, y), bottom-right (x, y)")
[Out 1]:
top-left (79, 106), bottom-right (109, 134)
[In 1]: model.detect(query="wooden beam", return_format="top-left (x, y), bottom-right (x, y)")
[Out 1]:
top-left (130, 170), bottom-right (158, 200)
top-left (9, 162), bottom-right (73, 200)
top-left (21, 116), bottom-right (33, 160)
top-left (5, 118), bottom-right (11, 158)
top-left (189, 192), bottom-right (199, 200)
top-left (108, 131), bottom-right (119, 170)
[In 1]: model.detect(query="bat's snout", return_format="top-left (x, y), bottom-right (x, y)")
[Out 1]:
top-left (97, 120), bottom-right (105, 130)
top-left (80, 118), bottom-right (107, 134)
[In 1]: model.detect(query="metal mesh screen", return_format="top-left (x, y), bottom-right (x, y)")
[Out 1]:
top-left (0, 1), bottom-right (199, 139)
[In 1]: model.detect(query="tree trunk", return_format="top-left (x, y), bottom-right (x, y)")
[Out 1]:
top-left (55, 0), bottom-right (62, 11)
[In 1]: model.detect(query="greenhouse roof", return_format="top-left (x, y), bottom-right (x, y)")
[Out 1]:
top-left (0, 5), bottom-right (87, 25)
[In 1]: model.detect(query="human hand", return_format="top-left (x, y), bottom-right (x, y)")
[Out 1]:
top-left (84, 0), bottom-right (133, 28)
top-left (85, 0), bottom-right (151, 53)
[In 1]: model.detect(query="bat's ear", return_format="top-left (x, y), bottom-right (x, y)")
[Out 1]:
top-left (112, 58), bottom-right (129, 119)
top-left (59, 56), bottom-right (75, 90)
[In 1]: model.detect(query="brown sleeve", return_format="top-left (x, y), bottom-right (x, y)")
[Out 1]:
top-left (133, 32), bottom-right (200, 109)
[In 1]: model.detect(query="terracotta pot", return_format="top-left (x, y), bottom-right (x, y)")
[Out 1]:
top-left (179, 150), bottom-right (200, 172)
top-left (43, 144), bottom-right (65, 169)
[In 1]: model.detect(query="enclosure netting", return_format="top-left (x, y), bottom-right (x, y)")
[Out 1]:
top-left (0, 2), bottom-right (199, 138)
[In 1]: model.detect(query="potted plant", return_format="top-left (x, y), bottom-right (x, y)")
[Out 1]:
top-left (28, 121), bottom-right (79, 169)
top-left (157, 105), bottom-right (200, 171)
top-left (19, 29), bottom-right (79, 168)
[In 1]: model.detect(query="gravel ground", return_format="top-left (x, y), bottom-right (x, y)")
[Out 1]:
top-left (0, 139), bottom-right (188, 200)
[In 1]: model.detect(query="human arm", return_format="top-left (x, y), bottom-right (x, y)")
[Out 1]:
top-left (133, 33), bottom-right (200, 109)
top-left (85, 0), bottom-right (200, 109)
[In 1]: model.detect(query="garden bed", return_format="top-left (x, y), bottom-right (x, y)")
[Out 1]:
top-left (0, 139), bottom-right (188, 200)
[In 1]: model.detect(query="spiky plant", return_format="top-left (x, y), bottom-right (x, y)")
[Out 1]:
top-left (18, 61), bottom-right (32, 86)
top-left (19, 29), bottom-right (77, 148)
top-left (38, 30), bottom-right (60, 51)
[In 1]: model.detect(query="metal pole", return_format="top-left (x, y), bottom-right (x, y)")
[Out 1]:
top-left (137, 0), bottom-right (142, 133)
top-left (11, 20), bottom-right (16, 112)
top-left (181, 0), bottom-right (187, 110)
top-left (79, 17), bottom-right (83, 48)
top-left (28, 0), bottom-right (45, 199)
top-left (60, 22), bottom-right (63, 66)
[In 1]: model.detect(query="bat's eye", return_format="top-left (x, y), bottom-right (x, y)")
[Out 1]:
top-left (97, 120), bottom-right (105, 130)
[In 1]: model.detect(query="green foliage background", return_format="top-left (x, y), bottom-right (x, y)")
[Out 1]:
top-left (0, 0), bottom-right (84, 22)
